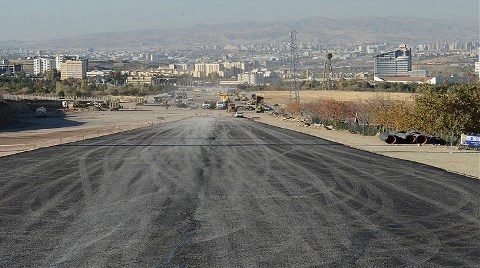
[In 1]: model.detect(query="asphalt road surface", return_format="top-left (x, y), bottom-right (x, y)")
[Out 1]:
top-left (1, 116), bottom-right (479, 267)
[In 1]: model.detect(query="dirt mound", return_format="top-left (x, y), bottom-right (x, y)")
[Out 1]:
top-left (0, 101), bottom-right (19, 127)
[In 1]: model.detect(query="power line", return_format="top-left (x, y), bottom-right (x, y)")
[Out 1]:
top-left (289, 30), bottom-right (300, 103)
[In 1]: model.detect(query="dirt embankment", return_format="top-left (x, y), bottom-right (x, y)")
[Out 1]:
top-left (0, 101), bottom-right (19, 127)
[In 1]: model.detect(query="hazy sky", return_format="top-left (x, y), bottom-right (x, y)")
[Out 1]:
top-left (0, 0), bottom-right (478, 41)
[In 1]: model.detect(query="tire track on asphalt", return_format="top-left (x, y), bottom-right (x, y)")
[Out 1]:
top-left (298, 143), bottom-right (480, 265)
top-left (1, 116), bottom-right (479, 267)
top-left (237, 119), bottom-right (480, 266)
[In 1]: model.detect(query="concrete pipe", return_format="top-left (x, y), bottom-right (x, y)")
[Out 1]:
top-left (379, 132), bottom-right (399, 144)
top-left (395, 132), bottom-right (416, 144)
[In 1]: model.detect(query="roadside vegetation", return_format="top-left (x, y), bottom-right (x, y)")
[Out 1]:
top-left (285, 82), bottom-right (480, 138)
top-left (0, 71), bottom-right (175, 97)
top-left (239, 79), bottom-right (419, 93)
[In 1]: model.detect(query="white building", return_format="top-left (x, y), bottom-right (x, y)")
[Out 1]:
top-left (238, 72), bottom-right (265, 85)
top-left (476, 49), bottom-right (480, 81)
top-left (56, 55), bottom-right (65, 71)
top-left (33, 58), bottom-right (56, 75)
top-left (193, 62), bottom-right (247, 78)
top-left (193, 63), bottom-right (224, 78)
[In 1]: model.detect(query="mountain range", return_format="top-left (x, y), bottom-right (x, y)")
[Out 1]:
top-left (2, 16), bottom-right (478, 50)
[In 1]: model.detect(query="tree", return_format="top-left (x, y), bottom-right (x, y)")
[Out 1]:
top-left (208, 72), bottom-right (220, 79)
top-left (45, 69), bottom-right (60, 81)
top-left (415, 83), bottom-right (480, 135)
top-left (364, 95), bottom-right (416, 131)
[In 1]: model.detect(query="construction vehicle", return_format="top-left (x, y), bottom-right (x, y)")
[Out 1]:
top-left (218, 92), bottom-right (230, 102)
top-left (254, 94), bottom-right (264, 113)
top-left (227, 103), bottom-right (236, 112)
top-left (108, 100), bottom-right (121, 111)
top-left (239, 94), bottom-right (249, 101)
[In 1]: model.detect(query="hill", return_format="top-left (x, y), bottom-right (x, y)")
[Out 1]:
top-left (1, 16), bottom-right (477, 50)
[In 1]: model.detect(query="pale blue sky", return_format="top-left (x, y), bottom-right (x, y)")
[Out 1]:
top-left (0, 0), bottom-right (478, 41)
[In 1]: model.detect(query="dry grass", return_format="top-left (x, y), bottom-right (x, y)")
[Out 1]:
top-left (258, 90), bottom-right (415, 105)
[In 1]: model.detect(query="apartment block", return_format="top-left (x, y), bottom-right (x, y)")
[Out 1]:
top-left (238, 72), bottom-right (265, 85)
top-left (193, 63), bottom-right (224, 78)
top-left (33, 57), bottom-right (56, 75)
top-left (223, 62), bottom-right (247, 78)
top-left (0, 59), bottom-right (22, 76)
top-left (60, 60), bottom-right (87, 80)
top-left (193, 62), bottom-right (247, 78)
top-left (56, 55), bottom-right (80, 71)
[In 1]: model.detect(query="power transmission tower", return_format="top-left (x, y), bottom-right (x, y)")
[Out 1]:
top-left (322, 53), bottom-right (333, 90)
top-left (289, 30), bottom-right (300, 103)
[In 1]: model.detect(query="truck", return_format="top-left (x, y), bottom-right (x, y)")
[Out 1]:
top-left (254, 94), bottom-right (264, 113)
top-left (216, 101), bottom-right (226, 110)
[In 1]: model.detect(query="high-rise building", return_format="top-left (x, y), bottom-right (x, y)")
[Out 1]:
top-left (60, 60), bottom-right (87, 80)
top-left (374, 45), bottom-right (412, 77)
top-left (33, 57), bottom-right (56, 75)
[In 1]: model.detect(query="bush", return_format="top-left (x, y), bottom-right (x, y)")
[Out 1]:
top-left (414, 83), bottom-right (480, 135)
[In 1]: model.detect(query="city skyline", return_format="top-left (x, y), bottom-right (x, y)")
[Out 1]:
top-left (0, 0), bottom-right (478, 41)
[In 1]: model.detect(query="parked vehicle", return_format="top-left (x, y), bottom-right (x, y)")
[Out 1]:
top-left (202, 100), bottom-right (213, 109)
top-left (234, 111), bottom-right (244, 118)
top-left (216, 101), bottom-right (226, 110)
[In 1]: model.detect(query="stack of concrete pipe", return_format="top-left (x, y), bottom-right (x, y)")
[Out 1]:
top-left (379, 131), bottom-right (446, 145)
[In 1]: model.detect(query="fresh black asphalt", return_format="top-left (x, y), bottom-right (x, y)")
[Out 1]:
top-left (1, 117), bottom-right (479, 267)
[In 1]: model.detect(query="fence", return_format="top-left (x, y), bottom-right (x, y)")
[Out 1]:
top-left (311, 116), bottom-right (461, 145)
top-left (311, 117), bottom-right (379, 136)
top-left (1, 93), bottom-right (110, 102)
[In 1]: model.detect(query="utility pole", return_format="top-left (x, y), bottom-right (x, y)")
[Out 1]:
top-left (289, 30), bottom-right (300, 103)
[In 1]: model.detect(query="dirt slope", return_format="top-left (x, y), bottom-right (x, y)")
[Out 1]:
top-left (0, 101), bottom-right (18, 127)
